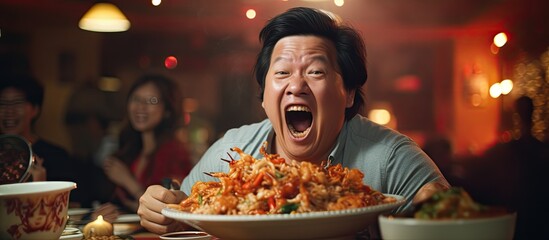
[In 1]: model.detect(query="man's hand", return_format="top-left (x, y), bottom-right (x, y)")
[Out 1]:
top-left (413, 181), bottom-right (449, 205)
top-left (137, 185), bottom-right (188, 234)
top-left (30, 155), bottom-right (46, 181)
top-left (91, 203), bottom-right (120, 223)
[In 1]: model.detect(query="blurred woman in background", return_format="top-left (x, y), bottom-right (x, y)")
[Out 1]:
top-left (95, 74), bottom-right (193, 217)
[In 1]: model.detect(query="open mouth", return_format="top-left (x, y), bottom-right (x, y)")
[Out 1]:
top-left (130, 113), bottom-right (153, 130)
top-left (286, 105), bottom-right (312, 139)
top-left (2, 119), bottom-right (19, 129)
top-left (132, 113), bottom-right (149, 123)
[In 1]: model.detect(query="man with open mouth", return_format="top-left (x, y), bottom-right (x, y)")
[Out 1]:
top-left (138, 7), bottom-right (449, 238)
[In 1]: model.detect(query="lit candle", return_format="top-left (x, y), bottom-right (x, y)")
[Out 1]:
top-left (83, 215), bottom-right (113, 238)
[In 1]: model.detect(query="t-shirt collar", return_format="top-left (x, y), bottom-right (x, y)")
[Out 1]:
top-left (327, 120), bottom-right (349, 168)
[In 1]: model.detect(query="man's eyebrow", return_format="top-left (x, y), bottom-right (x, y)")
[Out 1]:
top-left (271, 54), bottom-right (332, 66)
top-left (272, 56), bottom-right (290, 64)
top-left (308, 55), bottom-right (330, 64)
top-left (273, 54), bottom-right (330, 63)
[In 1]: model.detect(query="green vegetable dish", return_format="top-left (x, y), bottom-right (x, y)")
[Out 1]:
top-left (414, 187), bottom-right (507, 219)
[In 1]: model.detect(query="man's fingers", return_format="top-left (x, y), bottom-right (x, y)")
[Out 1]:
top-left (140, 218), bottom-right (171, 235)
top-left (138, 202), bottom-right (171, 225)
top-left (413, 181), bottom-right (448, 204)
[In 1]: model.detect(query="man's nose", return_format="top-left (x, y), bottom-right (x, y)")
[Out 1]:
top-left (286, 75), bottom-right (310, 96)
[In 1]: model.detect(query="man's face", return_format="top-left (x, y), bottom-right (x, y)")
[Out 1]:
top-left (0, 88), bottom-right (37, 136)
top-left (263, 35), bottom-right (355, 163)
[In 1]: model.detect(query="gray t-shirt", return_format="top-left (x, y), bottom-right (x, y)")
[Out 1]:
top-left (182, 114), bottom-right (449, 213)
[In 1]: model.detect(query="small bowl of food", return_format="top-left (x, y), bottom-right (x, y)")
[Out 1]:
top-left (378, 187), bottom-right (516, 240)
top-left (0, 181), bottom-right (77, 240)
top-left (0, 134), bottom-right (34, 184)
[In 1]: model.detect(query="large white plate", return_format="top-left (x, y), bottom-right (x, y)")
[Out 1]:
top-left (162, 194), bottom-right (405, 240)
top-left (115, 214), bottom-right (141, 223)
top-left (59, 232), bottom-right (83, 240)
top-left (60, 228), bottom-right (83, 240)
top-left (67, 208), bottom-right (91, 216)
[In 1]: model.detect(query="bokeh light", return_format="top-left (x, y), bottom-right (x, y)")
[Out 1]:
top-left (98, 76), bottom-right (121, 92)
top-left (500, 79), bottom-right (513, 95)
top-left (493, 32), bottom-right (508, 48)
top-left (368, 109), bottom-right (391, 125)
top-left (334, 0), bottom-right (344, 7)
top-left (246, 9), bottom-right (256, 19)
top-left (164, 56), bottom-right (178, 69)
top-left (471, 93), bottom-right (482, 107)
top-left (151, 0), bottom-right (161, 6)
top-left (490, 43), bottom-right (500, 54)
top-left (489, 82), bottom-right (502, 98)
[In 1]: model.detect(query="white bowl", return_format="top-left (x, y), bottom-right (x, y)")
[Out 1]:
top-left (378, 212), bottom-right (516, 240)
top-left (0, 181), bottom-right (77, 240)
top-left (67, 208), bottom-right (91, 221)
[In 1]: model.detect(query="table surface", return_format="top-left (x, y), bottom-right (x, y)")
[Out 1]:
top-left (131, 231), bottom-right (160, 240)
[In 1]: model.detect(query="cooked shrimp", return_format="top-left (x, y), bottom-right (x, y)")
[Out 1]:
top-left (171, 142), bottom-right (396, 215)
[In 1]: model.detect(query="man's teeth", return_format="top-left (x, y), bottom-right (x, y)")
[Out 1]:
top-left (287, 105), bottom-right (310, 112)
top-left (2, 120), bottom-right (17, 128)
top-left (289, 124), bottom-right (310, 138)
top-left (286, 105), bottom-right (311, 138)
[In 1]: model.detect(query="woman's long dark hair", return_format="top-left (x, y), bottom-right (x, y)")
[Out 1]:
top-left (115, 74), bottom-right (183, 166)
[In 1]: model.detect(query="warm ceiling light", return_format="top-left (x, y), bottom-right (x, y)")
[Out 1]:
top-left (489, 83), bottom-right (502, 98)
top-left (368, 109), bottom-right (391, 125)
top-left (246, 9), bottom-right (256, 19)
top-left (151, 0), bottom-right (161, 6)
top-left (493, 32), bottom-right (507, 48)
top-left (79, 2), bottom-right (130, 32)
top-left (500, 79), bottom-right (513, 95)
top-left (98, 76), bottom-right (121, 92)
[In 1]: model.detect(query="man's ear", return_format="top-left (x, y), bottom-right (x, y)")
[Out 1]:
top-left (30, 105), bottom-right (41, 120)
top-left (346, 89), bottom-right (355, 108)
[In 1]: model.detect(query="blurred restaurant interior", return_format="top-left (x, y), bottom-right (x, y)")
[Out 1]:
top-left (1, 0), bottom-right (548, 165)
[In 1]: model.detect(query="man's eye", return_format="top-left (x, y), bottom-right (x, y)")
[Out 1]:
top-left (309, 70), bottom-right (324, 75)
top-left (275, 71), bottom-right (289, 75)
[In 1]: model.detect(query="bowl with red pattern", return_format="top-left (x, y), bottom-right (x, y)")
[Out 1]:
top-left (0, 181), bottom-right (76, 240)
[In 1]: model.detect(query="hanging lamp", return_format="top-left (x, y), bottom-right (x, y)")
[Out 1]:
top-left (78, 2), bottom-right (130, 32)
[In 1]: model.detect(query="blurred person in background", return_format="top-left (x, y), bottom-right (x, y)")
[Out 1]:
top-left (0, 74), bottom-right (76, 184)
top-left (137, 7), bottom-right (449, 238)
top-left (63, 78), bottom-right (123, 208)
top-left (92, 74), bottom-right (193, 220)
top-left (474, 95), bottom-right (549, 239)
